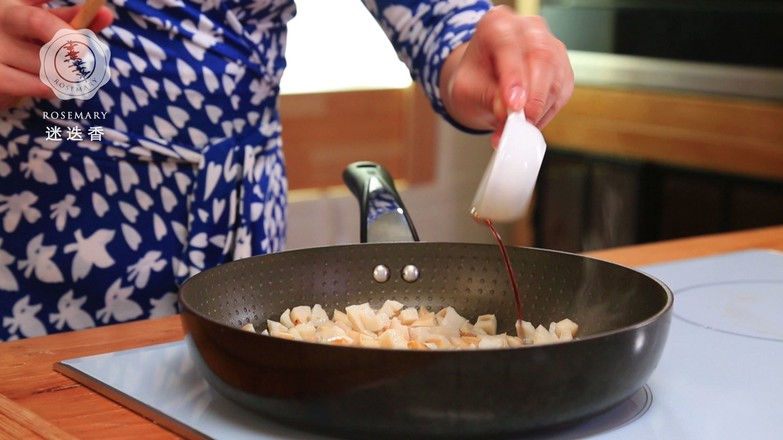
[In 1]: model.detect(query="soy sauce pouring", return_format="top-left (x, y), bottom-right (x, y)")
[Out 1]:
top-left (471, 110), bottom-right (547, 337)
top-left (482, 218), bottom-right (525, 336)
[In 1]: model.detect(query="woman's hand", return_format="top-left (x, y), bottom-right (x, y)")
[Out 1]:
top-left (440, 6), bottom-right (573, 145)
top-left (0, 0), bottom-right (113, 109)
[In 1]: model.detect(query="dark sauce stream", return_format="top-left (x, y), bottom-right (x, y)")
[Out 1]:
top-left (484, 219), bottom-right (523, 325)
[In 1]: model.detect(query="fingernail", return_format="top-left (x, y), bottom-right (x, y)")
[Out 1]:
top-left (508, 86), bottom-right (526, 111)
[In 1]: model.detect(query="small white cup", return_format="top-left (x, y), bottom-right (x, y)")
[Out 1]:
top-left (471, 110), bottom-right (547, 223)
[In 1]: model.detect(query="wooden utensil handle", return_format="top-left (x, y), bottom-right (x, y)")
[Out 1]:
top-left (70, 0), bottom-right (106, 28)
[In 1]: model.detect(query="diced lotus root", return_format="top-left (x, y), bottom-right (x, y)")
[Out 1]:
top-left (261, 302), bottom-right (577, 350)
top-left (379, 300), bottom-right (405, 318)
top-left (333, 309), bottom-right (351, 327)
top-left (398, 307), bottom-right (419, 325)
top-left (533, 324), bottom-right (558, 345)
top-left (290, 306), bottom-right (312, 325)
top-left (345, 303), bottom-right (372, 332)
top-left (294, 322), bottom-right (316, 340)
top-left (555, 318), bottom-right (579, 339)
top-left (279, 309), bottom-right (294, 328)
top-left (378, 329), bottom-right (407, 349)
top-left (436, 307), bottom-right (468, 330)
top-left (315, 324), bottom-right (347, 342)
top-left (477, 334), bottom-right (509, 349)
top-left (311, 304), bottom-right (329, 327)
top-left (407, 340), bottom-right (429, 350)
top-left (474, 314), bottom-right (497, 335)
top-left (410, 308), bottom-right (436, 327)
top-left (517, 320), bottom-right (536, 340)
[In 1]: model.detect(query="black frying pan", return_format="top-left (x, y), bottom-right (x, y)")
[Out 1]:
top-left (179, 162), bottom-right (673, 439)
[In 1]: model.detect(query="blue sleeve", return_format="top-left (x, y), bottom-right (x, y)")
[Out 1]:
top-left (363, 0), bottom-right (493, 132)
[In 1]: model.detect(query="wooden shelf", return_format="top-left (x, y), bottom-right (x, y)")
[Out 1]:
top-left (280, 86), bottom-right (436, 190)
top-left (542, 86), bottom-right (783, 181)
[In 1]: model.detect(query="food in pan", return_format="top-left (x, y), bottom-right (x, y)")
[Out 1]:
top-left (241, 300), bottom-right (578, 350)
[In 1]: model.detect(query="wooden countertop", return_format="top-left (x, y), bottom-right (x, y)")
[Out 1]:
top-left (1, 225), bottom-right (782, 439)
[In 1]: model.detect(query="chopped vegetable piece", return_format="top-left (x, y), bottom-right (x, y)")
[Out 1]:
top-left (245, 302), bottom-right (578, 350)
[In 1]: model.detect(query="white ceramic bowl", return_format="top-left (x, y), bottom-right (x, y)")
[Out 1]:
top-left (471, 110), bottom-right (546, 223)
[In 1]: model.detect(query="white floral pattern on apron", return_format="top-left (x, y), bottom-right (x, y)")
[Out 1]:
top-left (0, 0), bottom-right (490, 340)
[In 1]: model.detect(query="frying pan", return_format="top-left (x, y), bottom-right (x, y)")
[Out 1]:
top-left (179, 162), bottom-right (673, 439)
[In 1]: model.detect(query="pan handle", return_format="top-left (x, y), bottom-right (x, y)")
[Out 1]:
top-left (343, 161), bottom-right (420, 243)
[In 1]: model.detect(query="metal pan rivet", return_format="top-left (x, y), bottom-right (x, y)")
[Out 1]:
top-left (373, 265), bottom-right (391, 283)
top-left (401, 265), bottom-right (420, 283)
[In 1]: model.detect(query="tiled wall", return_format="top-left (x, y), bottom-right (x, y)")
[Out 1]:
top-left (286, 121), bottom-right (510, 250)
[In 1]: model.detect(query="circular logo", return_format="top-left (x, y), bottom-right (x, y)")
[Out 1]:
top-left (39, 29), bottom-right (111, 100)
